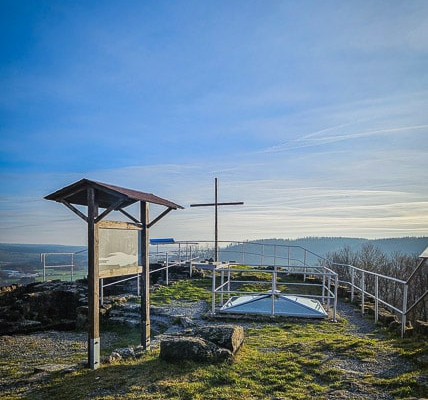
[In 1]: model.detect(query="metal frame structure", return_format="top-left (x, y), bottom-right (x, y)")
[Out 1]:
top-left (191, 261), bottom-right (338, 320)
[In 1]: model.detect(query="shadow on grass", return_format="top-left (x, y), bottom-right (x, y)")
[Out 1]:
top-left (24, 353), bottom-right (214, 400)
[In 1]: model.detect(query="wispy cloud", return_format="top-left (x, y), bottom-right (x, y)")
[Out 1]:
top-left (263, 124), bottom-right (428, 153)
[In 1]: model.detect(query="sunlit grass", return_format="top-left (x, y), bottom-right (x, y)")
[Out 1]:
top-left (2, 277), bottom-right (426, 400)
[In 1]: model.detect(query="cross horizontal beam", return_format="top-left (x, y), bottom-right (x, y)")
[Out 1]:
top-left (190, 202), bottom-right (244, 207)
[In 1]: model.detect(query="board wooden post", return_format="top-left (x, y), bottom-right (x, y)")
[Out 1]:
top-left (140, 201), bottom-right (150, 349)
top-left (87, 187), bottom-right (100, 369)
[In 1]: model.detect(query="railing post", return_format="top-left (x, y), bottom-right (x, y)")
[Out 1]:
top-left (227, 263), bottom-right (231, 298)
top-left (243, 242), bottom-right (246, 265)
top-left (137, 273), bottom-right (140, 296)
top-left (327, 276), bottom-right (331, 310)
top-left (333, 274), bottom-right (338, 322)
top-left (71, 253), bottom-right (74, 282)
top-left (274, 245), bottom-right (277, 269)
top-left (401, 283), bottom-right (408, 338)
top-left (100, 278), bottom-right (103, 306)
top-left (42, 254), bottom-right (46, 282)
top-left (261, 243), bottom-right (264, 266)
top-left (189, 246), bottom-right (193, 277)
top-left (271, 265), bottom-right (277, 316)
top-left (351, 267), bottom-right (355, 302)
top-left (361, 271), bottom-right (365, 315)
top-left (166, 252), bottom-right (169, 286)
top-left (374, 275), bottom-right (379, 323)
top-left (211, 265), bottom-right (216, 314)
top-left (220, 270), bottom-right (224, 306)
top-left (322, 274), bottom-right (326, 304)
top-left (303, 250), bottom-right (307, 281)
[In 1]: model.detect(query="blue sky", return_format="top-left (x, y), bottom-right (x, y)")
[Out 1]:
top-left (1, 0), bottom-right (427, 245)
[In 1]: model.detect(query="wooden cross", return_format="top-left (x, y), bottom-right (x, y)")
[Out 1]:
top-left (190, 178), bottom-right (244, 261)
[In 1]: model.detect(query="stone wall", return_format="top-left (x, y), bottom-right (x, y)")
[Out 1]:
top-left (0, 281), bottom-right (87, 334)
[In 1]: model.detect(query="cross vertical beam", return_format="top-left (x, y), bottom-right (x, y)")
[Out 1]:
top-left (190, 178), bottom-right (243, 262)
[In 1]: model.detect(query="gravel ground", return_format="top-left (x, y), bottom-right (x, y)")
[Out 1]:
top-left (326, 301), bottom-right (416, 399)
top-left (0, 331), bottom-right (118, 398)
top-left (0, 299), bottom-right (421, 400)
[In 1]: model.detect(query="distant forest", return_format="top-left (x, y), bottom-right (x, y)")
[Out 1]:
top-left (221, 236), bottom-right (428, 259)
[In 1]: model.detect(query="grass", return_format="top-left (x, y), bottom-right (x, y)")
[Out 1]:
top-left (2, 277), bottom-right (427, 400)
top-left (150, 278), bottom-right (212, 305)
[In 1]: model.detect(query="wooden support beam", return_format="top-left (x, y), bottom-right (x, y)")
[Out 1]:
top-left (60, 199), bottom-right (88, 222)
top-left (95, 198), bottom-right (125, 223)
top-left (119, 208), bottom-right (142, 225)
top-left (140, 201), bottom-right (150, 350)
top-left (148, 207), bottom-right (173, 229)
top-left (87, 187), bottom-right (100, 369)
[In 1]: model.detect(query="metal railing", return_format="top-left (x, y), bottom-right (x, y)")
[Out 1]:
top-left (41, 252), bottom-right (75, 282)
top-left (40, 240), bottom-right (426, 337)
top-left (41, 248), bottom-right (88, 282)
top-left (328, 262), bottom-right (408, 335)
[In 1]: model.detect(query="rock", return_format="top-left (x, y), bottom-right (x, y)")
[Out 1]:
top-left (193, 324), bottom-right (244, 353)
top-left (377, 310), bottom-right (396, 324)
top-left (105, 345), bottom-right (146, 364)
top-left (108, 351), bottom-right (122, 363)
top-left (415, 320), bottom-right (428, 335)
top-left (114, 347), bottom-right (136, 360)
top-left (106, 346), bottom-right (142, 364)
top-left (178, 316), bottom-right (196, 328)
top-left (160, 336), bottom-right (232, 362)
top-left (159, 324), bottom-right (244, 363)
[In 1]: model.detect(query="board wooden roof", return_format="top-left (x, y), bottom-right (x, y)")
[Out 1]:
top-left (45, 178), bottom-right (183, 210)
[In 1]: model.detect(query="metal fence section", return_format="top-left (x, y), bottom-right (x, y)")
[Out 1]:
top-left (41, 252), bottom-right (75, 282)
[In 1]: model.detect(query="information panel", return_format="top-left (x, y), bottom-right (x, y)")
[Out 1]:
top-left (98, 220), bottom-right (142, 278)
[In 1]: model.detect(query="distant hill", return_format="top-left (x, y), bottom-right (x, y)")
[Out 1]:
top-left (1, 237), bottom-right (427, 270)
top-left (220, 237), bottom-right (428, 264)
top-left (0, 243), bottom-right (87, 272)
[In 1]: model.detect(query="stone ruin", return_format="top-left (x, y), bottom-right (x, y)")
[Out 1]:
top-left (0, 281), bottom-right (246, 365)
top-left (0, 280), bottom-right (87, 334)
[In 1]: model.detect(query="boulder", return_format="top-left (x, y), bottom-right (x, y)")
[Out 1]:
top-left (160, 336), bottom-right (232, 362)
top-left (193, 324), bottom-right (244, 353)
top-left (159, 324), bottom-right (244, 363)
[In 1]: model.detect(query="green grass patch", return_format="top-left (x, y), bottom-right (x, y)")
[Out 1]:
top-left (3, 278), bottom-right (427, 400)
top-left (150, 278), bottom-right (211, 305)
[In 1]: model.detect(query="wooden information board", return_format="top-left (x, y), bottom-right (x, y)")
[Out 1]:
top-left (98, 220), bottom-right (142, 278)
